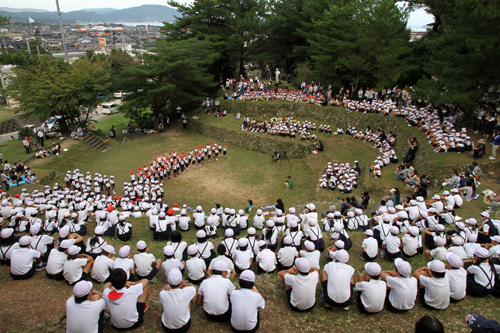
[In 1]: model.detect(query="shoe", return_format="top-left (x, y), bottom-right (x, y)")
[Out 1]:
top-left (489, 156), bottom-right (496, 160)
top-left (143, 303), bottom-right (148, 313)
top-left (474, 194), bottom-right (480, 199)
top-left (359, 254), bottom-right (366, 261)
top-left (474, 131), bottom-right (479, 134)
top-left (319, 294), bottom-right (332, 308)
top-left (342, 306), bottom-right (349, 311)
top-left (36, 262), bottom-right (46, 271)
top-left (380, 251), bottom-right (386, 259)
top-left (103, 313), bottom-right (110, 323)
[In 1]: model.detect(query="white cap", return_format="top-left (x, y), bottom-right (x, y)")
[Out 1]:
top-left (30, 224), bottom-right (41, 235)
top-left (435, 224), bottom-right (445, 231)
top-left (1, 228), bottom-right (13, 238)
top-left (481, 211), bottom-right (490, 218)
top-left (433, 195), bottom-right (440, 200)
top-left (258, 240), bottom-right (266, 248)
top-left (256, 209), bottom-right (262, 215)
top-left (416, 196), bottom-right (424, 202)
top-left (427, 260), bottom-right (446, 273)
top-left (95, 226), bottom-right (105, 235)
top-left (167, 268), bottom-right (183, 286)
top-left (59, 225), bottom-right (70, 238)
top-left (306, 203), bottom-right (316, 211)
top-left (308, 218), bottom-right (318, 226)
top-left (238, 238), bottom-right (249, 247)
top-left (491, 236), bottom-right (500, 243)
top-left (347, 211), bottom-right (354, 217)
top-left (335, 240), bottom-right (344, 249)
top-left (73, 281), bottom-right (93, 297)
top-left (225, 229), bottom-right (234, 237)
top-left (211, 208), bottom-right (217, 214)
top-left (283, 236), bottom-right (293, 245)
top-left (60, 239), bottom-right (73, 249)
top-left (136, 240), bottom-right (147, 251)
top-left (19, 236), bottom-right (31, 246)
top-left (119, 245), bottom-right (130, 258)
top-left (393, 258), bottom-right (411, 276)
top-left (334, 249), bottom-right (349, 263)
top-left (456, 222), bottom-right (465, 230)
top-left (434, 237), bottom-right (446, 247)
top-left (289, 207), bottom-right (296, 214)
top-left (275, 209), bottom-right (282, 215)
top-left (196, 205), bottom-right (202, 211)
top-left (163, 245), bottom-right (175, 256)
top-left (103, 245), bottom-right (115, 254)
top-left (230, 209), bottom-right (236, 215)
top-left (443, 191), bottom-right (450, 196)
top-left (410, 226), bottom-right (420, 237)
top-left (473, 247), bottom-right (489, 258)
top-left (446, 253), bottom-right (463, 268)
top-left (365, 229), bottom-right (373, 236)
top-left (240, 270), bottom-right (255, 282)
top-left (213, 260), bottom-right (228, 272)
top-left (305, 240), bottom-right (315, 251)
top-left (390, 226), bottom-right (399, 235)
top-left (266, 220), bottom-right (275, 228)
top-left (295, 258), bottom-right (311, 273)
top-left (187, 245), bottom-right (198, 256)
top-left (196, 230), bottom-right (206, 238)
top-left (68, 245), bottom-right (81, 255)
top-left (365, 262), bottom-right (382, 276)
top-left (247, 227), bottom-right (256, 235)
top-left (466, 218), bottom-right (477, 226)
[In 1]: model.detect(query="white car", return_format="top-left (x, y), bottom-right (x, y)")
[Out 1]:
top-left (113, 91), bottom-right (123, 98)
top-left (102, 103), bottom-right (118, 115)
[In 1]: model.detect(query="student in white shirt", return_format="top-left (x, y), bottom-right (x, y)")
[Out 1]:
top-left (197, 260), bottom-right (235, 322)
top-left (162, 245), bottom-right (185, 278)
top-left (424, 237), bottom-right (448, 261)
top-left (166, 231), bottom-right (188, 263)
top-left (447, 236), bottom-right (468, 259)
top-left (380, 258), bottom-right (418, 312)
top-left (221, 228), bottom-right (238, 258)
top-left (230, 270), bottom-right (265, 332)
top-left (134, 240), bottom-right (162, 281)
top-left (185, 244), bottom-right (206, 283)
top-left (278, 257), bottom-right (319, 312)
top-left (85, 226), bottom-right (108, 259)
top-left (194, 230), bottom-right (215, 267)
top-left (46, 239), bottom-right (72, 280)
top-left (360, 229), bottom-right (378, 261)
top-left (465, 247), bottom-right (496, 297)
top-left (193, 205), bottom-right (205, 229)
top-left (382, 226), bottom-right (401, 260)
top-left (116, 216), bottom-right (133, 242)
top-left (178, 209), bottom-right (191, 231)
top-left (255, 241), bottom-right (277, 274)
top-left (464, 234), bottom-right (481, 259)
top-left (445, 253), bottom-right (467, 302)
top-left (10, 236), bottom-right (43, 279)
top-left (305, 218), bottom-right (323, 251)
top-left (355, 262), bottom-right (386, 313)
top-left (285, 219), bottom-right (303, 250)
top-left (159, 269), bottom-right (197, 332)
top-left (263, 220), bottom-right (278, 251)
top-left (277, 236), bottom-right (298, 270)
top-left (91, 245), bottom-right (116, 283)
top-left (246, 228), bottom-right (260, 257)
top-left (299, 240), bottom-right (320, 270)
top-left (0, 228), bottom-right (19, 266)
top-left (66, 281), bottom-right (107, 333)
top-left (29, 224), bottom-right (55, 262)
top-left (252, 209), bottom-right (265, 230)
top-left (63, 245), bottom-right (94, 285)
top-left (401, 226), bottom-right (422, 258)
top-left (103, 268), bottom-right (150, 330)
top-left (320, 250), bottom-right (355, 309)
top-left (113, 245), bottom-right (136, 281)
top-left (233, 238), bottom-right (254, 273)
top-left (414, 260), bottom-right (450, 310)
top-left (205, 217), bottom-right (218, 239)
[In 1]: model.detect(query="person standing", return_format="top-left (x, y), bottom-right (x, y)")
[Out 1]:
top-left (66, 281), bottom-right (107, 333)
top-left (182, 113), bottom-right (187, 130)
top-left (275, 68), bottom-right (280, 83)
top-left (230, 270), bottom-right (265, 333)
top-left (37, 129), bottom-right (45, 147)
top-left (159, 268), bottom-right (197, 332)
top-left (490, 130), bottom-right (500, 160)
top-left (1, 170), bottom-right (10, 190)
top-left (110, 126), bottom-right (116, 139)
top-left (176, 105), bottom-right (182, 117)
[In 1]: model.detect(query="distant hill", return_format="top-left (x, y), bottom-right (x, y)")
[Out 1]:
top-left (0, 7), bottom-right (50, 13)
top-left (0, 5), bottom-right (179, 24)
top-left (80, 8), bottom-right (118, 14)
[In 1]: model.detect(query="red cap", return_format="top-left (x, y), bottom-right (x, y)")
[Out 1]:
top-left (130, 171), bottom-right (134, 174)
top-left (107, 205), bottom-right (113, 212)
top-left (144, 164), bottom-right (147, 167)
top-left (119, 196), bottom-right (123, 199)
top-left (167, 209), bottom-right (174, 215)
top-left (114, 196), bottom-right (118, 200)
top-left (15, 194), bottom-right (20, 198)
top-left (136, 198), bottom-right (140, 202)
top-left (173, 203), bottom-right (178, 207)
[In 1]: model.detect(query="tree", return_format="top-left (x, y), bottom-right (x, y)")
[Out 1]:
top-left (5, 55), bottom-right (111, 132)
top-left (117, 38), bottom-right (218, 128)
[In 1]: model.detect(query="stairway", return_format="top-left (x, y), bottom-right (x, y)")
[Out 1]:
top-left (0, 114), bottom-right (43, 135)
top-left (81, 132), bottom-right (109, 152)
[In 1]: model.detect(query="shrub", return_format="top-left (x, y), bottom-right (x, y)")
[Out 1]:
top-left (18, 126), bottom-right (33, 138)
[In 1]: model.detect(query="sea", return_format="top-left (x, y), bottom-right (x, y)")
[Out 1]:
top-left (114, 22), bottom-right (166, 26)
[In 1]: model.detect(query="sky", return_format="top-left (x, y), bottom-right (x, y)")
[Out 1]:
top-left (9, 0), bottom-right (434, 30)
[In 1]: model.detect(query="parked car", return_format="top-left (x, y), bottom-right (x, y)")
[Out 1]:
top-left (43, 116), bottom-right (62, 131)
top-left (102, 103), bottom-right (118, 115)
top-left (113, 91), bottom-right (123, 98)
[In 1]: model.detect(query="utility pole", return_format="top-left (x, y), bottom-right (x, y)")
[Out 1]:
top-left (55, 0), bottom-right (69, 63)
top-left (26, 40), bottom-right (31, 55)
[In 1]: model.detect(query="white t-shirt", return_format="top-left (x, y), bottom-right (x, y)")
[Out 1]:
top-left (402, 236), bottom-right (418, 256)
top-left (323, 262), bottom-right (355, 303)
top-left (104, 284), bottom-right (143, 329)
top-left (178, 216), bottom-right (191, 230)
top-left (193, 212), bottom-right (205, 228)
top-left (286, 229), bottom-right (303, 247)
top-left (355, 279), bottom-right (387, 313)
top-left (232, 249), bottom-right (253, 270)
top-left (160, 286), bottom-right (197, 329)
top-left (0, 242), bottom-right (20, 261)
top-left (447, 246), bottom-right (468, 260)
top-left (419, 275), bottom-right (450, 309)
top-left (162, 258), bottom-right (184, 277)
top-left (430, 247), bottom-right (447, 261)
top-left (91, 255), bottom-right (114, 282)
top-left (198, 275), bottom-right (235, 315)
top-left (299, 250), bottom-right (321, 270)
top-left (405, 206), bottom-right (420, 221)
top-left (66, 298), bottom-right (106, 333)
top-left (362, 237), bottom-right (378, 258)
top-left (431, 201), bottom-right (444, 213)
top-left (209, 255), bottom-right (234, 275)
top-left (134, 252), bottom-right (156, 277)
top-left (30, 235), bottom-right (54, 254)
top-left (186, 257), bottom-right (206, 280)
top-left (253, 215), bottom-right (265, 229)
top-left (383, 235), bottom-right (401, 254)
top-left (230, 289), bottom-right (265, 331)
top-left (467, 263), bottom-right (495, 289)
top-left (10, 247), bottom-right (40, 275)
top-left (114, 258), bottom-right (135, 279)
top-left (46, 248), bottom-right (67, 274)
top-left (256, 249), bottom-right (277, 272)
top-left (446, 268), bottom-right (467, 300)
top-left (63, 258), bottom-right (87, 284)
top-left (277, 246), bottom-right (298, 267)
top-left (284, 271), bottom-right (319, 310)
top-left (463, 243), bottom-right (481, 259)
top-left (386, 276), bottom-right (418, 310)
top-left (167, 241), bottom-right (187, 261)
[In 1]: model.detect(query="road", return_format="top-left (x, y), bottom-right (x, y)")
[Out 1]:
top-left (0, 99), bottom-right (123, 142)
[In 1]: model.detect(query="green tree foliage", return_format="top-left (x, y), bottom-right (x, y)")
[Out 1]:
top-left (5, 55), bottom-right (111, 132)
top-left (413, 0), bottom-right (500, 107)
top-left (164, 0), bottom-right (267, 78)
top-left (117, 38), bottom-right (218, 128)
top-left (305, 0), bottom-right (413, 89)
top-left (107, 48), bottom-right (134, 75)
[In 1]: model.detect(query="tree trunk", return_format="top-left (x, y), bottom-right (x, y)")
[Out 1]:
top-left (152, 97), bottom-right (159, 129)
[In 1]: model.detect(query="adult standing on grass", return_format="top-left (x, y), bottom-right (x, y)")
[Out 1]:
top-left (489, 130), bottom-right (500, 160)
top-left (1, 170), bottom-right (10, 190)
top-left (66, 281), bottom-right (107, 333)
top-left (182, 112), bottom-right (187, 129)
top-left (23, 136), bottom-right (31, 154)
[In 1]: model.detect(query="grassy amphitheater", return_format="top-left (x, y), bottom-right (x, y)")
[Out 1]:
top-left (0, 101), bottom-right (498, 332)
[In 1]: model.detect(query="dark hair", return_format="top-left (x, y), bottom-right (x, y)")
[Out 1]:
top-left (74, 295), bottom-right (88, 304)
top-left (89, 236), bottom-right (100, 247)
top-left (197, 236), bottom-right (206, 243)
top-left (217, 243), bottom-right (226, 255)
top-left (67, 254), bottom-right (78, 260)
top-left (212, 269), bottom-right (223, 276)
top-left (368, 275), bottom-right (380, 280)
top-left (431, 271), bottom-right (446, 279)
top-left (239, 245), bottom-right (248, 251)
top-left (109, 268), bottom-right (127, 290)
top-left (414, 315), bottom-right (444, 333)
top-left (0, 234), bottom-right (15, 247)
top-left (239, 279), bottom-right (254, 289)
top-left (265, 227), bottom-right (275, 242)
top-left (171, 231), bottom-right (182, 243)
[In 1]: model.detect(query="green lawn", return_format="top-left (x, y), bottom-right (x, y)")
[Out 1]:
top-left (0, 108), bottom-right (499, 333)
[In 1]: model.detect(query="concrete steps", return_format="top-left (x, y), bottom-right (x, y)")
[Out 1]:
top-left (82, 132), bottom-right (109, 152)
top-left (0, 114), bottom-right (43, 135)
